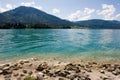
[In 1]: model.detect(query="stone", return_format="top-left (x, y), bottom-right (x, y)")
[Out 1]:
top-left (80, 76), bottom-right (86, 80)
top-left (112, 71), bottom-right (118, 75)
top-left (19, 61), bottom-right (24, 65)
top-left (17, 77), bottom-right (21, 80)
top-left (36, 72), bottom-right (44, 80)
top-left (107, 67), bottom-right (115, 72)
top-left (55, 70), bottom-right (70, 77)
top-left (58, 62), bottom-right (61, 64)
top-left (3, 64), bottom-right (10, 67)
top-left (17, 65), bottom-right (23, 69)
top-left (4, 79), bottom-right (11, 80)
top-left (84, 74), bottom-right (90, 78)
top-left (64, 63), bottom-right (80, 73)
top-left (80, 75), bottom-right (91, 80)
top-left (3, 67), bottom-right (10, 70)
top-left (0, 66), bottom-right (3, 70)
top-left (36, 63), bottom-right (48, 71)
top-left (42, 69), bottom-right (50, 74)
top-left (100, 70), bottom-right (105, 74)
top-left (13, 73), bottom-right (19, 77)
top-left (85, 68), bottom-right (92, 72)
top-left (20, 74), bottom-right (25, 77)
top-left (18, 60), bottom-right (29, 65)
top-left (92, 62), bottom-right (97, 65)
top-left (12, 67), bottom-right (19, 70)
top-left (23, 60), bottom-right (29, 63)
top-left (103, 77), bottom-right (110, 80)
top-left (0, 70), bottom-right (3, 74)
top-left (46, 70), bottom-right (54, 77)
top-left (28, 71), bottom-right (33, 75)
top-left (85, 77), bottom-right (91, 80)
top-left (86, 64), bottom-right (92, 68)
top-left (2, 69), bottom-right (12, 75)
top-left (4, 74), bottom-right (11, 80)
top-left (58, 77), bottom-right (65, 80)
top-left (100, 76), bottom-right (112, 80)
top-left (13, 63), bottom-right (18, 66)
top-left (31, 58), bottom-right (38, 61)
top-left (22, 70), bottom-right (27, 74)
top-left (115, 68), bottom-right (120, 75)
top-left (67, 74), bottom-right (77, 79)
top-left (28, 63), bottom-right (33, 67)
top-left (101, 64), bottom-right (110, 69)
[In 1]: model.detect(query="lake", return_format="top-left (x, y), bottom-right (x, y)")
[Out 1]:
top-left (0, 29), bottom-right (120, 60)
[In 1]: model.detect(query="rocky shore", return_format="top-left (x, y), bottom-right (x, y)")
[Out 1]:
top-left (0, 58), bottom-right (120, 80)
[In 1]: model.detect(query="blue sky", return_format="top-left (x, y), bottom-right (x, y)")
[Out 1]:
top-left (0, 0), bottom-right (120, 21)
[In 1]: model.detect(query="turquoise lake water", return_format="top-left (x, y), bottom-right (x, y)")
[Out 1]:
top-left (0, 29), bottom-right (120, 60)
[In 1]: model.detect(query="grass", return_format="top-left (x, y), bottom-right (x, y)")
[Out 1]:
top-left (24, 76), bottom-right (37, 80)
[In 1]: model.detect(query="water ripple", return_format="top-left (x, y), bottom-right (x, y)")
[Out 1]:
top-left (0, 29), bottom-right (120, 60)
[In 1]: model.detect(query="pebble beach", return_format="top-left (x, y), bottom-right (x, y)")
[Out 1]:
top-left (0, 57), bottom-right (120, 80)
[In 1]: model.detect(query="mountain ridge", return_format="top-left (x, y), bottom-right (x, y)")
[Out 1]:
top-left (0, 6), bottom-right (120, 29)
top-left (0, 6), bottom-right (74, 26)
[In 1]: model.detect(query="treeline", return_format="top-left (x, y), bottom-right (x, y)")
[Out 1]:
top-left (0, 23), bottom-right (72, 29)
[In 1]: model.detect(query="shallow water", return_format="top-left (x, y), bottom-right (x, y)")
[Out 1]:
top-left (0, 29), bottom-right (120, 60)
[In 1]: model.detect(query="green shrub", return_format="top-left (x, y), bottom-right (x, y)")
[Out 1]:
top-left (24, 76), bottom-right (36, 80)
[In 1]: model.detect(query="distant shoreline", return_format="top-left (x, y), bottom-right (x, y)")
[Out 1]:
top-left (0, 23), bottom-right (120, 29)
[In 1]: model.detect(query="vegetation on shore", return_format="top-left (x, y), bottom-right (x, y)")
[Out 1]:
top-left (0, 23), bottom-right (72, 29)
top-left (0, 23), bottom-right (88, 29)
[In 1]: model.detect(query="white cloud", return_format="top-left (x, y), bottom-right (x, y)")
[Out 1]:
top-left (68, 10), bottom-right (81, 20)
top-left (115, 14), bottom-right (120, 19)
top-left (0, 2), bottom-right (43, 13)
top-left (21, 2), bottom-right (35, 6)
top-left (6, 4), bottom-right (13, 10)
top-left (116, 14), bottom-right (120, 18)
top-left (98, 4), bottom-right (116, 20)
top-left (0, 7), bottom-right (5, 12)
top-left (0, 4), bottom-right (13, 13)
top-left (33, 6), bottom-right (42, 10)
top-left (68, 8), bottom-right (95, 21)
top-left (84, 8), bottom-right (95, 14)
top-left (80, 15), bottom-right (91, 20)
top-left (52, 8), bottom-right (60, 14)
top-left (20, 2), bottom-right (42, 10)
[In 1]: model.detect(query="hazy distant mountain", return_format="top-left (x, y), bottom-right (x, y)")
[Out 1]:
top-left (0, 6), bottom-right (74, 26)
top-left (76, 19), bottom-right (120, 29)
top-left (0, 6), bottom-right (120, 29)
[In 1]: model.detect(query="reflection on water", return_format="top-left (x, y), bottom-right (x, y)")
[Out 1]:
top-left (67, 29), bottom-right (90, 46)
top-left (0, 29), bottom-right (120, 60)
top-left (100, 30), bottom-right (113, 45)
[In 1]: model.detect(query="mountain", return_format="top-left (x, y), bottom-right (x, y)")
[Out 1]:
top-left (76, 19), bottom-right (120, 29)
top-left (0, 6), bottom-right (74, 26)
top-left (0, 6), bottom-right (120, 29)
